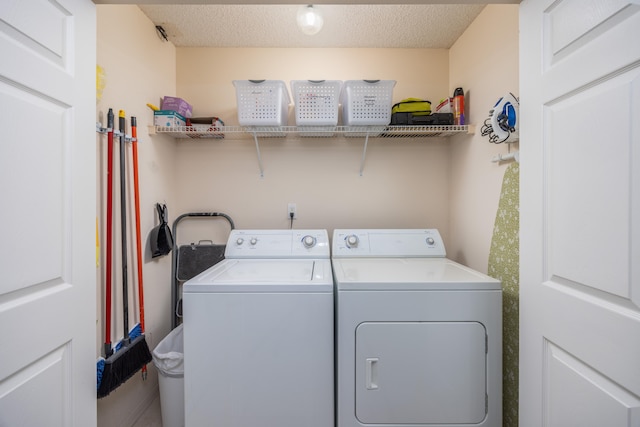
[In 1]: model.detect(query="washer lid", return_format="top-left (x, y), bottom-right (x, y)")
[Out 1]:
top-left (184, 258), bottom-right (333, 293)
top-left (332, 258), bottom-right (500, 291)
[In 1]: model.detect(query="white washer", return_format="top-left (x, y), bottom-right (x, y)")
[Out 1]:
top-left (183, 229), bottom-right (334, 427)
top-left (332, 229), bottom-right (502, 427)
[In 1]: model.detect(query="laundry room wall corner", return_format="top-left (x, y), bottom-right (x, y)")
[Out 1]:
top-left (447, 4), bottom-right (520, 274)
top-left (96, 5), bottom-right (178, 426)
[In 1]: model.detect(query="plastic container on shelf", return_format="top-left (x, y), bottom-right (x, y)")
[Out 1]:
top-left (291, 80), bottom-right (343, 126)
top-left (290, 80), bottom-right (343, 136)
top-left (341, 80), bottom-right (396, 126)
top-left (233, 80), bottom-right (291, 127)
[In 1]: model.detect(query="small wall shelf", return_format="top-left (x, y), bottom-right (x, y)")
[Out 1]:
top-left (151, 124), bottom-right (472, 139)
top-left (150, 124), bottom-right (474, 176)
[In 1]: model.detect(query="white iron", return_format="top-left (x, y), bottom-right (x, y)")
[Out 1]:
top-left (481, 92), bottom-right (519, 144)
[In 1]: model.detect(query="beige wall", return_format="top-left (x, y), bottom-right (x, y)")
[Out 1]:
top-left (174, 48), bottom-right (454, 244)
top-left (448, 4), bottom-right (520, 272)
top-left (96, 5), bottom-right (178, 426)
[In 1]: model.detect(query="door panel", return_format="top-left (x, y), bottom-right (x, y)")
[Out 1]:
top-left (355, 321), bottom-right (487, 424)
top-left (0, 345), bottom-right (71, 426)
top-left (547, 72), bottom-right (637, 299)
top-left (545, 342), bottom-right (640, 426)
top-left (546, 0), bottom-right (637, 62)
top-left (0, 0), bottom-right (96, 425)
top-left (0, 0), bottom-right (66, 59)
top-left (0, 82), bottom-right (67, 294)
top-left (520, 0), bottom-right (640, 425)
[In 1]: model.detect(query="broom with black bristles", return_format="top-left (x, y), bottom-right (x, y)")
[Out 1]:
top-left (97, 110), bottom-right (152, 398)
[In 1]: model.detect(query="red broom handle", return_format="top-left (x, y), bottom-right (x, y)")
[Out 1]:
top-left (131, 117), bottom-right (145, 332)
top-left (104, 108), bottom-right (114, 356)
top-left (131, 117), bottom-right (147, 379)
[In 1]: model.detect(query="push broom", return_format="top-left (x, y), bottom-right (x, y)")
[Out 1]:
top-left (98, 111), bottom-right (152, 398)
top-left (97, 109), bottom-right (115, 393)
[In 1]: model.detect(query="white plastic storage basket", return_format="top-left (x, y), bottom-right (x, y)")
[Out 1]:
top-left (291, 80), bottom-right (343, 126)
top-left (233, 80), bottom-right (291, 126)
top-left (342, 80), bottom-right (396, 126)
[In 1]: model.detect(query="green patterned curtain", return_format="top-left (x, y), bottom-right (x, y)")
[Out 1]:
top-left (488, 162), bottom-right (519, 427)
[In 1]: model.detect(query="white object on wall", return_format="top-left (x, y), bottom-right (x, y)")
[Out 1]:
top-left (481, 92), bottom-right (519, 144)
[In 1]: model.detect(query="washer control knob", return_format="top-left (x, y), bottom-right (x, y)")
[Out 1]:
top-left (302, 235), bottom-right (316, 248)
top-left (250, 237), bottom-right (258, 246)
top-left (426, 237), bottom-right (435, 245)
top-left (345, 235), bottom-right (359, 248)
top-left (236, 237), bottom-right (244, 246)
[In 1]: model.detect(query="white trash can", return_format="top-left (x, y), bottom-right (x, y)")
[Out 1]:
top-left (152, 324), bottom-right (184, 427)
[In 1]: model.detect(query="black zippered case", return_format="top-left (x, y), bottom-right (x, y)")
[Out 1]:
top-left (390, 112), bottom-right (454, 126)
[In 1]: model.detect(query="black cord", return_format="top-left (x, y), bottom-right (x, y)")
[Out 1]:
top-left (289, 212), bottom-right (294, 229)
top-left (155, 25), bottom-right (168, 42)
top-left (481, 116), bottom-right (511, 144)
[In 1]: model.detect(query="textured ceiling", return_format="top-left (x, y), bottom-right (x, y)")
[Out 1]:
top-left (138, 4), bottom-right (487, 48)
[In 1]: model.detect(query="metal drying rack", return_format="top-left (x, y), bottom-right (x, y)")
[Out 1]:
top-left (170, 212), bottom-right (235, 329)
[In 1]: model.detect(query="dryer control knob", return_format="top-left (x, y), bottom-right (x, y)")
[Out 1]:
top-left (302, 235), bottom-right (316, 248)
top-left (236, 237), bottom-right (244, 246)
top-left (426, 237), bottom-right (435, 245)
top-left (250, 237), bottom-right (258, 246)
top-left (345, 235), bottom-right (359, 248)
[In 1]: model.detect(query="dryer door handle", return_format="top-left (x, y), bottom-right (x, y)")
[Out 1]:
top-left (365, 358), bottom-right (379, 390)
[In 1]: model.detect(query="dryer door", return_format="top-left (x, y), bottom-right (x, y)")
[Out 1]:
top-left (355, 321), bottom-right (487, 424)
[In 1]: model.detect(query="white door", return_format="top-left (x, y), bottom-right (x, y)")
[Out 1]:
top-left (0, 0), bottom-right (96, 425)
top-left (520, 0), bottom-right (640, 426)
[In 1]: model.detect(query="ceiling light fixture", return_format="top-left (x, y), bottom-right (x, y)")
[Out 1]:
top-left (297, 5), bottom-right (324, 36)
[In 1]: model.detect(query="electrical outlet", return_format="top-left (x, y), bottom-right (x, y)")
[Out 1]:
top-left (288, 203), bottom-right (297, 219)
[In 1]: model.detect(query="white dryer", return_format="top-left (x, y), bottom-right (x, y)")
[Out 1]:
top-left (332, 229), bottom-right (502, 427)
top-left (183, 229), bottom-right (334, 427)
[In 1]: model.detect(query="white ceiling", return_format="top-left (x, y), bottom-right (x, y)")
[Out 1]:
top-left (136, 4), bottom-right (488, 48)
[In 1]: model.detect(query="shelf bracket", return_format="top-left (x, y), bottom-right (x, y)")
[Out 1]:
top-left (359, 132), bottom-right (370, 176)
top-left (251, 131), bottom-right (265, 178)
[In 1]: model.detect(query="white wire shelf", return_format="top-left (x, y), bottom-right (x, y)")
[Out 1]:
top-left (151, 125), bottom-right (472, 140)
top-left (150, 124), bottom-right (473, 177)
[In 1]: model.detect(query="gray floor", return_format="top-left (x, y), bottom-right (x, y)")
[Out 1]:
top-left (132, 395), bottom-right (163, 427)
